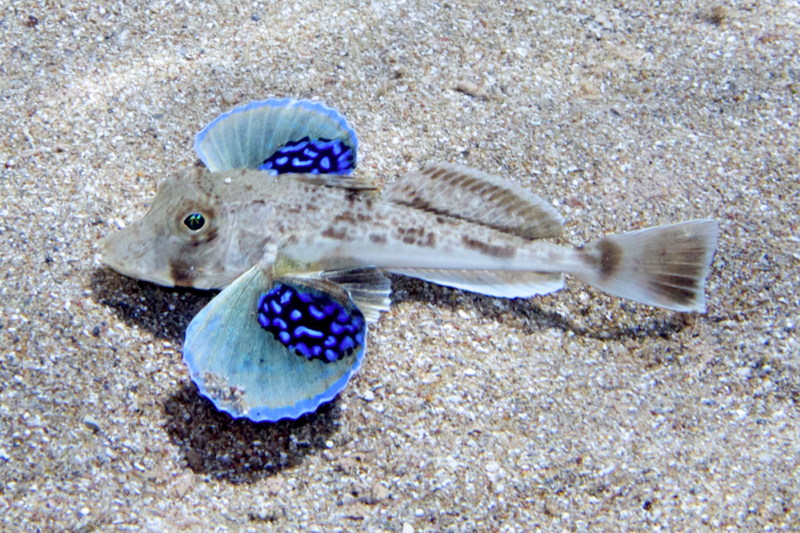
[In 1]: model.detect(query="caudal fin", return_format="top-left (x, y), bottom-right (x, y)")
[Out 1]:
top-left (575, 219), bottom-right (719, 312)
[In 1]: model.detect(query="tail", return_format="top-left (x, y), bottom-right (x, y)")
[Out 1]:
top-left (574, 219), bottom-right (719, 312)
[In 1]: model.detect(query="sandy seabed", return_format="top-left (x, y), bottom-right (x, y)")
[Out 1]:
top-left (1, 1), bottom-right (798, 531)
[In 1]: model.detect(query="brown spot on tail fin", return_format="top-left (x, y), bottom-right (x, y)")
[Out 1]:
top-left (649, 283), bottom-right (695, 306)
top-left (597, 239), bottom-right (623, 279)
top-left (576, 220), bottom-right (718, 312)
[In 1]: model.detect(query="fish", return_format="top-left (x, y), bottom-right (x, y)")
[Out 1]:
top-left (101, 98), bottom-right (719, 422)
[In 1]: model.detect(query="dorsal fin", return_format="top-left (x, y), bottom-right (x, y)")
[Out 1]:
top-left (383, 163), bottom-right (564, 239)
top-left (292, 173), bottom-right (379, 191)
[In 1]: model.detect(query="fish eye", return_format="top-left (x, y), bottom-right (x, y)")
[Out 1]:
top-left (183, 212), bottom-right (206, 231)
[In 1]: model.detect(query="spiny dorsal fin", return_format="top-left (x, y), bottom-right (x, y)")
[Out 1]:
top-left (279, 268), bottom-right (391, 323)
top-left (292, 173), bottom-right (379, 191)
top-left (383, 162), bottom-right (564, 240)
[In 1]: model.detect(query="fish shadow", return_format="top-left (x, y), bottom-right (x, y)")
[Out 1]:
top-left (389, 275), bottom-right (689, 341)
top-left (92, 267), bottom-right (684, 485)
top-left (89, 267), bottom-right (213, 344)
top-left (163, 383), bottom-right (340, 484)
top-left (91, 265), bottom-right (685, 350)
top-left (92, 267), bottom-right (342, 483)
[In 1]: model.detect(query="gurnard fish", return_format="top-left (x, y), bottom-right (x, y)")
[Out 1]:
top-left (102, 98), bottom-right (719, 422)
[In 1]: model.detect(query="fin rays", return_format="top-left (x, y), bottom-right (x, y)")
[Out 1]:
top-left (383, 163), bottom-right (564, 240)
top-left (183, 264), bottom-right (368, 422)
top-left (575, 219), bottom-right (719, 312)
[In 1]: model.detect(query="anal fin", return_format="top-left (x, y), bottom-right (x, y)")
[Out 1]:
top-left (388, 268), bottom-right (564, 298)
top-left (383, 163), bottom-right (564, 239)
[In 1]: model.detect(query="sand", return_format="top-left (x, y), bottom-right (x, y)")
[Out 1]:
top-left (1, 1), bottom-right (798, 531)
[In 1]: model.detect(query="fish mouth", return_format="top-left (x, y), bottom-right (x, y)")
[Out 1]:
top-left (100, 231), bottom-right (176, 287)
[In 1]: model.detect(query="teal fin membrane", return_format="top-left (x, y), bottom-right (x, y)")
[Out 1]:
top-left (183, 265), bottom-right (367, 422)
top-left (194, 98), bottom-right (358, 174)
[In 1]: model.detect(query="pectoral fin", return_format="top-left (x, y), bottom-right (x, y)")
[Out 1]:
top-left (194, 98), bottom-right (358, 175)
top-left (183, 263), bottom-right (368, 422)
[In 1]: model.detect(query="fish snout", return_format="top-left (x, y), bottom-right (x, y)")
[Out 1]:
top-left (100, 227), bottom-right (175, 287)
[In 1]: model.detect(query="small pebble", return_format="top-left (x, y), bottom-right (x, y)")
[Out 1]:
top-left (221, 91), bottom-right (236, 105)
top-left (83, 417), bottom-right (101, 434)
top-left (368, 484), bottom-right (389, 504)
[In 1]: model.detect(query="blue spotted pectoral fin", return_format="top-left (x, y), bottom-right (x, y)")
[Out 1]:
top-left (183, 264), bottom-right (367, 422)
top-left (194, 98), bottom-right (358, 174)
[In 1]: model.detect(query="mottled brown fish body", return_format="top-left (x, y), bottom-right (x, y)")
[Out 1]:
top-left (102, 164), bottom-right (718, 312)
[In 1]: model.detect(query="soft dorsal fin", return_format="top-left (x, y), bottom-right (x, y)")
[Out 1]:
top-left (383, 163), bottom-right (564, 239)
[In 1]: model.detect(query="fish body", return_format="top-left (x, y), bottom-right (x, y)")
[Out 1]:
top-left (103, 167), bottom-right (567, 289)
top-left (103, 163), bottom-right (715, 311)
top-left (101, 99), bottom-right (719, 422)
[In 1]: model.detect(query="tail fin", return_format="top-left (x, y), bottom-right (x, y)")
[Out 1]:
top-left (575, 219), bottom-right (719, 312)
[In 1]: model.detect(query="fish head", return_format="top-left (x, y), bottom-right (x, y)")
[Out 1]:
top-left (102, 167), bottom-right (238, 289)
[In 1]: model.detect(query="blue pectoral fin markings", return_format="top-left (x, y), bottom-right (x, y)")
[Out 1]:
top-left (183, 265), bottom-right (367, 422)
top-left (258, 136), bottom-right (355, 175)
